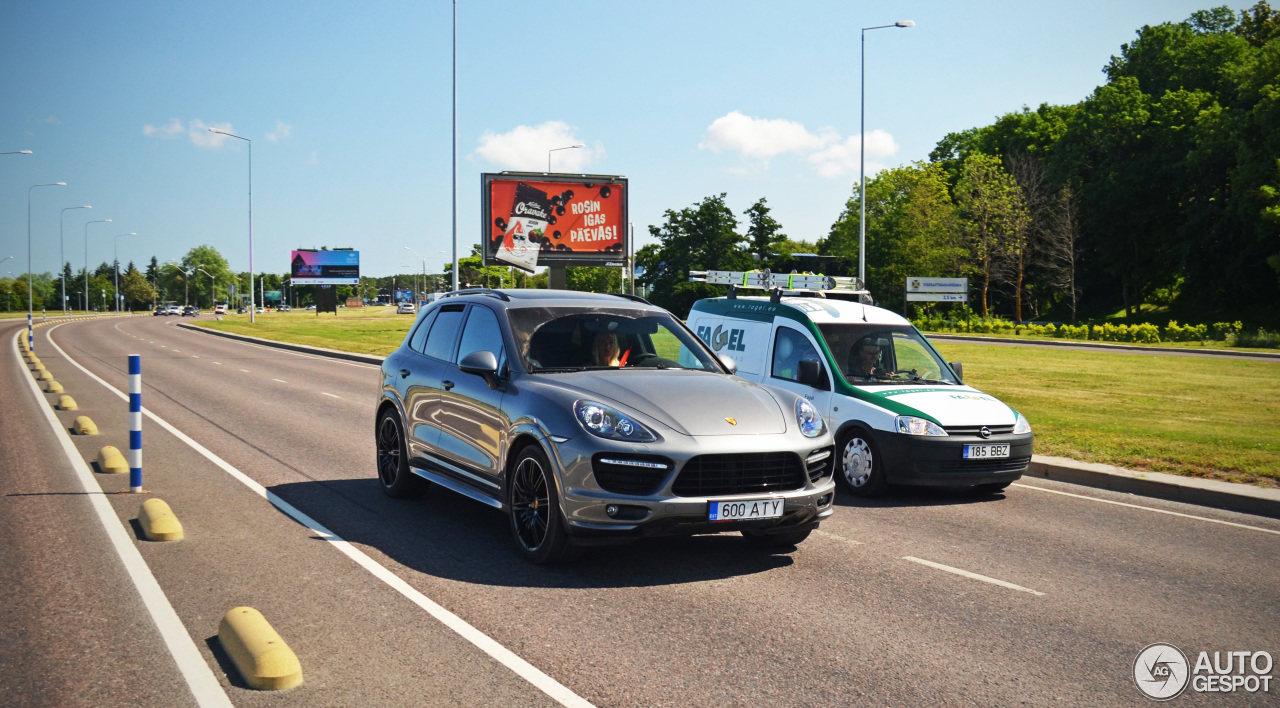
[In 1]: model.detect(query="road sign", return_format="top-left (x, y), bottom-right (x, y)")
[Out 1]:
top-left (905, 277), bottom-right (967, 293)
top-left (906, 292), bottom-right (968, 302)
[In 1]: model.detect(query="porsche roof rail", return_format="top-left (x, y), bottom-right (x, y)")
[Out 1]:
top-left (606, 292), bottom-right (653, 305)
top-left (440, 288), bottom-right (511, 302)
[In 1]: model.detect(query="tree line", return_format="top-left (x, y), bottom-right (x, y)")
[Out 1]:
top-left (639, 3), bottom-right (1280, 325)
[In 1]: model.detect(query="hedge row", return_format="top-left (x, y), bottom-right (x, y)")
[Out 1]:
top-left (911, 317), bottom-right (1276, 347)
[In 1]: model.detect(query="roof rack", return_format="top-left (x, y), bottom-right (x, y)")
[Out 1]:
top-left (605, 292), bottom-right (653, 305)
top-left (689, 269), bottom-right (869, 302)
top-left (440, 288), bottom-right (511, 302)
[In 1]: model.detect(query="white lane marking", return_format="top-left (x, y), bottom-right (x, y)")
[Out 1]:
top-left (902, 556), bottom-right (1045, 596)
top-left (44, 324), bottom-right (596, 708)
top-left (321, 392), bottom-right (341, 399)
top-left (239, 368), bottom-right (249, 373)
top-left (272, 378), bottom-right (287, 383)
top-left (13, 331), bottom-right (233, 707)
top-left (816, 530), bottom-right (864, 545)
top-left (191, 355), bottom-right (199, 359)
top-left (212, 362), bottom-right (222, 366)
top-left (1011, 483), bottom-right (1280, 536)
top-left (172, 350), bottom-right (180, 353)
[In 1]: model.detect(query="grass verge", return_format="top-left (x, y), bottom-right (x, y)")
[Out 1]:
top-left (194, 308), bottom-right (411, 356)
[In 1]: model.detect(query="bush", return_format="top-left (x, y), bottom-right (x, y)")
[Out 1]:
top-left (1237, 328), bottom-right (1279, 348)
top-left (1212, 321), bottom-right (1243, 342)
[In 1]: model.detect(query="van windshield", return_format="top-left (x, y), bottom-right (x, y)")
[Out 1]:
top-left (817, 324), bottom-right (958, 385)
top-left (507, 307), bottom-right (720, 373)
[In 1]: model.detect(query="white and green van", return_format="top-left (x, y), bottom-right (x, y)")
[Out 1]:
top-left (686, 276), bottom-right (1032, 496)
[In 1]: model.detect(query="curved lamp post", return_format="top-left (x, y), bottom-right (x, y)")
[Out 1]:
top-left (28, 182), bottom-right (66, 349)
top-left (196, 267), bottom-right (217, 309)
top-left (208, 128), bottom-right (254, 323)
top-left (548, 144), bottom-right (583, 172)
top-left (60, 205), bottom-right (92, 315)
top-left (859, 19), bottom-right (914, 297)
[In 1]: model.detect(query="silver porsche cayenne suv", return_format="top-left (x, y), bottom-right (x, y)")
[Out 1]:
top-left (375, 289), bottom-right (837, 563)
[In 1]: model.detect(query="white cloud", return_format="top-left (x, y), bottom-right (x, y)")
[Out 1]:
top-left (474, 121), bottom-right (598, 172)
top-left (142, 118), bottom-right (236, 150)
top-left (266, 122), bottom-right (293, 142)
top-left (699, 111), bottom-right (899, 179)
top-left (699, 111), bottom-right (836, 160)
top-left (807, 129), bottom-right (899, 178)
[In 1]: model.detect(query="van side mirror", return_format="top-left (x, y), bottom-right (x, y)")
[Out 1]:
top-left (949, 361), bottom-right (963, 382)
top-left (797, 359), bottom-right (827, 389)
top-left (715, 353), bottom-right (738, 375)
top-left (459, 350), bottom-right (500, 388)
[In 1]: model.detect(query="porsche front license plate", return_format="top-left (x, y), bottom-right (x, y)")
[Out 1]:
top-left (963, 444), bottom-right (1010, 459)
top-left (709, 498), bottom-right (784, 522)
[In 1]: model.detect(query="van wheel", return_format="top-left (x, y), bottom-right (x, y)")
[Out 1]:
top-left (836, 429), bottom-right (887, 497)
top-left (376, 409), bottom-right (428, 499)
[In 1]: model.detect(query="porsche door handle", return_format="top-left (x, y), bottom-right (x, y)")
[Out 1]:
top-left (441, 380), bottom-right (455, 391)
top-left (399, 369), bottom-right (411, 379)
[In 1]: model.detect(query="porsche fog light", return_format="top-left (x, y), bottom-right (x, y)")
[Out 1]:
top-left (895, 416), bottom-right (948, 436)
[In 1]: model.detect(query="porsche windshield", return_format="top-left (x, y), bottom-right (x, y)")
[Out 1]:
top-left (507, 307), bottom-right (720, 373)
top-left (817, 324), bottom-right (958, 385)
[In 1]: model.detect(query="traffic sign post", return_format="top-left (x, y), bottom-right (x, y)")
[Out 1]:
top-left (904, 277), bottom-right (969, 316)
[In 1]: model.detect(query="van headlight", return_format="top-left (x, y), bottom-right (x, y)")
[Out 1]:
top-left (1013, 414), bottom-right (1032, 434)
top-left (895, 416), bottom-right (948, 436)
top-left (574, 400), bottom-right (657, 442)
top-left (795, 398), bottom-right (826, 438)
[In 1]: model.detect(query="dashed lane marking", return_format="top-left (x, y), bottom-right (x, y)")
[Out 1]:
top-left (902, 556), bottom-right (1045, 596)
top-left (321, 392), bottom-right (341, 399)
top-left (272, 378), bottom-right (287, 383)
top-left (816, 530), bottom-right (864, 545)
top-left (212, 362), bottom-right (222, 365)
top-left (44, 323), bottom-right (596, 708)
top-left (1011, 483), bottom-right (1280, 536)
top-left (239, 368), bottom-right (249, 373)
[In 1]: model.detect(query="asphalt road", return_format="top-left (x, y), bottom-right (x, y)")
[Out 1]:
top-left (3, 315), bottom-right (1278, 707)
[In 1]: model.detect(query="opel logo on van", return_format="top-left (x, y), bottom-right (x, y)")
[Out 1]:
top-left (979, 426), bottom-right (992, 439)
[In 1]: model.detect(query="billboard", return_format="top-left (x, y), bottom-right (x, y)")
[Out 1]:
top-left (482, 173), bottom-right (628, 268)
top-left (291, 250), bottom-right (360, 285)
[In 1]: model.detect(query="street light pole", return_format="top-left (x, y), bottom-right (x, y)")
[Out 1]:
top-left (197, 268), bottom-right (216, 309)
top-left (209, 128), bottom-right (254, 323)
top-left (113, 233), bottom-right (137, 312)
top-left (859, 20), bottom-right (914, 297)
top-left (28, 181), bottom-right (66, 349)
top-left (59, 205), bottom-right (92, 315)
top-left (84, 219), bottom-right (111, 312)
top-left (548, 144), bottom-right (584, 172)
top-left (452, 0), bottom-right (459, 293)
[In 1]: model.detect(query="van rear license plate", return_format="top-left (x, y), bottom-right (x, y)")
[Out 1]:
top-left (709, 498), bottom-right (784, 522)
top-left (963, 444), bottom-right (1010, 459)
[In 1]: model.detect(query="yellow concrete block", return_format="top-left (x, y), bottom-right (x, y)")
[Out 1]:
top-left (45, 381), bottom-right (64, 393)
top-left (72, 416), bottom-right (98, 435)
top-left (37, 370), bottom-right (54, 381)
top-left (218, 607), bottom-right (303, 690)
top-left (96, 446), bottom-right (128, 474)
top-left (30, 361), bottom-right (45, 371)
top-left (138, 498), bottom-right (183, 542)
top-left (56, 395), bottom-right (77, 410)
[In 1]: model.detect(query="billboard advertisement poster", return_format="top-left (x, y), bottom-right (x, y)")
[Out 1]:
top-left (395, 289), bottom-right (412, 302)
top-left (482, 173), bottom-right (628, 268)
top-left (291, 250), bottom-right (360, 285)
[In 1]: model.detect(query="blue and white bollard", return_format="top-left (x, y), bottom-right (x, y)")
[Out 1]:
top-left (129, 355), bottom-right (142, 493)
top-left (28, 314), bottom-right (33, 353)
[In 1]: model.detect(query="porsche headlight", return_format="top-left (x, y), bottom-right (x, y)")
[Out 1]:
top-left (1013, 413), bottom-right (1032, 435)
top-left (573, 400), bottom-right (657, 442)
top-left (895, 416), bottom-right (948, 436)
top-left (795, 398), bottom-right (826, 438)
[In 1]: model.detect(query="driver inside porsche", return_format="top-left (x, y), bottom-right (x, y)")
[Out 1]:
top-left (593, 332), bottom-right (629, 367)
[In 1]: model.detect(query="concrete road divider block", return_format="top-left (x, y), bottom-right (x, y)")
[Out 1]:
top-left (137, 498), bottom-right (183, 541)
top-left (37, 370), bottom-right (53, 381)
top-left (96, 446), bottom-right (128, 474)
top-left (30, 361), bottom-right (45, 371)
top-left (73, 416), bottom-right (98, 435)
top-left (45, 381), bottom-right (64, 393)
top-left (218, 607), bottom-right (303, 690)
top-left (56, 395), bottom-right (77, 410)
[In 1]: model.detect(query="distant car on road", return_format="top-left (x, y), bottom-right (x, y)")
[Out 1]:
top-left (376, 289), bottom-right (836, 563)
top-left (214, 304), bottom-right (227, 315)
top-left (305, 304), bottom-right (316, 310)
top-left (153, 306), bottom-right (165, 316)
top-left (165, 304), bottom-right (182, 316)
top-left (256, 307), bottom-right (265, 313)
top-left (278, 305), bottom-right (291, 312)
top-left (237, 306), bottom-right (247, 314)
top-left (396, 302), bottom-right (416, 314)
top-left (182, 306), bottom-right (199, 317)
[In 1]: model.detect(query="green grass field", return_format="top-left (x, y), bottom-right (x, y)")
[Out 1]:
top-left (194, 312), bottom-right (1280, 487)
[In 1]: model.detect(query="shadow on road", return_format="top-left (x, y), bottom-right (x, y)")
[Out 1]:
top-left (269, 477), bottom-right (797, 590)
top-left (831, 485), bottom-right (1007, 509)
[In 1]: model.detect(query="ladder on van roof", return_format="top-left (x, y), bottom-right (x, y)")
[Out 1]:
top-left (689, 269), bottom-right (869, 301)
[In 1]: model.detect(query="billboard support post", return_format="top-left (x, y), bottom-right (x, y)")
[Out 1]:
top-left (549, 265), bottom-right (566, 290)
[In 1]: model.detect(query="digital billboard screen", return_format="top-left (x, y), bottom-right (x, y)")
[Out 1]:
top-left (291, 250), bottom-right (360, 285)
top-left (482, 173), bottom-right (628, 268)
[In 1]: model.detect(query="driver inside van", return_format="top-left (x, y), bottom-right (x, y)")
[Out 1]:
top-left (849, 337), bottom-right (888, 380)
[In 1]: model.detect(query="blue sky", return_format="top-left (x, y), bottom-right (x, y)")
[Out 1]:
top-left (0, 0), bottom-right (1253, 280)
